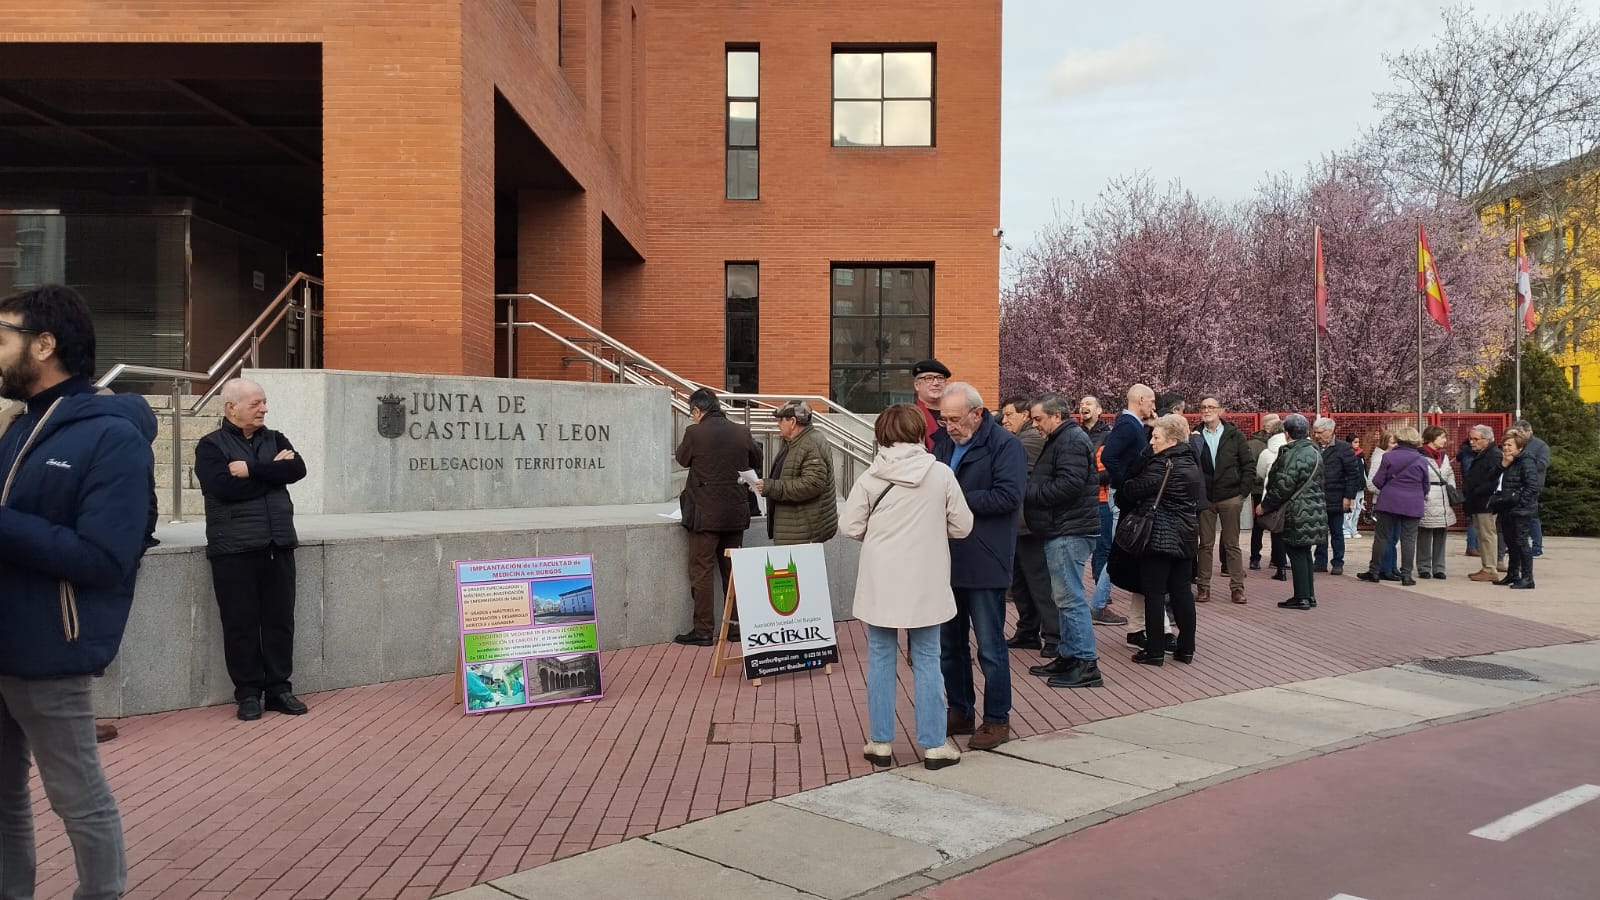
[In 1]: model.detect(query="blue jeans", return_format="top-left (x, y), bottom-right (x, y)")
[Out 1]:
top-left (866, 624), bottom-right (945, 749)
top-left (1092, 500), bottom-right (1113, 578)
top-left (1043, 535), bottom-right (1098, 661)
top-left (1465, 517), bottom-right (1478, 552)
top-left (1314, 511), bottom-right (1345, 568)
top-left (0, 675), bottom-right (127, 900)
top-left (1382, 522), bottom-right (1400, 576)
top-left (940, 587), bottom-right (1011, 725)
top-left (1531, 517), bottom-right (1543, 555)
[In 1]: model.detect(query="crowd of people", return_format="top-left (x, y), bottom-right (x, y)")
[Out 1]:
top-left (672, 360), bottom-right (1554, 774)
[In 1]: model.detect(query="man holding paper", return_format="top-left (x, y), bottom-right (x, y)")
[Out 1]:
top-left (754, 400), bottom-right (838, 546)
top-left (673, 388), bottom-right (762, 646)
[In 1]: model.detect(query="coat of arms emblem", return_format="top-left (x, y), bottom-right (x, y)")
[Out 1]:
top-left (764, 555), bottom-right (800, 616)
top-left (377, 394), bottom-right (406, 439)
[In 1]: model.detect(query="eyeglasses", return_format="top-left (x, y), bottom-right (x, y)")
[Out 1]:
top-left (939, 413), bottom-right (971, 425)
top-left (0, 320), bottom-right (38, 336)
top-left (914, 374), bottom-right (947, 383)
top-left (1198, 404), bottom-right (1221, 410)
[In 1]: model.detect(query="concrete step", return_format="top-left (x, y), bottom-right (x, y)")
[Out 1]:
top-left (153, 462), bottom-right (200, 490)
top-left (156, 487), bottom-right (207, 520)
top-left (153, 416), bottom-right (220, 441)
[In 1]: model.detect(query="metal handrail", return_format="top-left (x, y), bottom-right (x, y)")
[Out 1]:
top-left (94, 271), bottom-right (324, 523)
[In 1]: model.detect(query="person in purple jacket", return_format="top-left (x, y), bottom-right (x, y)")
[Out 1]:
top-left (1357, 425), bottom-right (1430, 587)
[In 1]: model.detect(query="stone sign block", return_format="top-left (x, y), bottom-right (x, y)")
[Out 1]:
top-left (246, 369), bottom-right (674, 514)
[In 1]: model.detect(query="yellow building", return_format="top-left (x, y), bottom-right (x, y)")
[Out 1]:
top-left (1480, 147), bottom-right (1600, 402)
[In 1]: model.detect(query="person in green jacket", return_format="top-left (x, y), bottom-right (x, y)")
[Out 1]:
top-left (756, 400), bottom-right (839, 545)
top-left (1256, 414), bottom-right (1327, 611)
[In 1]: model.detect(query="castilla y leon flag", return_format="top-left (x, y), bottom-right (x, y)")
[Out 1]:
top-left (1515, 227), bottom-right (1536, 333)
top-left (1314, 225), bottom-right (1328, 333)
top-left (1418, 225), bottom-right (1451, 332)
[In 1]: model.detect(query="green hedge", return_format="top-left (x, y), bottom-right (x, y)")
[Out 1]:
top-left (1540, 447), bottom-right (1600, 537)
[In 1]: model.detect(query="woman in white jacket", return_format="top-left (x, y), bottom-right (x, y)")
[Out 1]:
top-left (1416, 425), bottom-right (1457, 578)
top-left (1255, 427), bottom-right (1289, 581)
top-left (840, 404), bottom-right (973, 770)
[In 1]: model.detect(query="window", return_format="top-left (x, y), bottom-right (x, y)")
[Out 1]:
top-left (832, 49), bottom-right (933, 147)
top-left (726, 48), bottom-right (759, 199)
top-left (726, 263), bottom-right (759, 393)
top-left (830, 264), bottom-right (932, 410)
top-left (1572, 366), bottom-right (1582, 391)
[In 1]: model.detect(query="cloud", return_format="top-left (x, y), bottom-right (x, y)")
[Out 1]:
top-left (1046, 34), bottom-right (1178, 97)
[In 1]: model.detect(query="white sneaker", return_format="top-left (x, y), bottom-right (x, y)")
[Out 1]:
top-left (922, 738), bottom-right (961, 771)
top-left (862, 742), bottom-right (892, 767)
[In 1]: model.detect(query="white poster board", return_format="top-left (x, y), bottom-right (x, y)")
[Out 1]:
top-left (728, 543), bottom-right (839, 679)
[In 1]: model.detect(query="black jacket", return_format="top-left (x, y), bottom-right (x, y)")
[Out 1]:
top-left (1319, 439), bottom-right (1365, 512)
top-left (1083, 418), bottom-right (1110, 449)
top-left (1462, 444), bottom-right (1503, 515)
top-left (1189, 421), bottom-right (1254, 502)
top-left (196, 420), bottom-right (308, 557)
top-left (1492, 453), bottom-right (1541, 518)
top-left (1119, 442), bottom-right (1204, 560)
top-left (1023, 420), bottom-right (1100, 537)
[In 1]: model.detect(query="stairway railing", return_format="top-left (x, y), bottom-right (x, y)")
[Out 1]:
top-left (95, 272), bottom-right (324, 522)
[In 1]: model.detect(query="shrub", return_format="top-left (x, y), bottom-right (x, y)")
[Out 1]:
top-left (1539, 446), bottom-right (1600, 537)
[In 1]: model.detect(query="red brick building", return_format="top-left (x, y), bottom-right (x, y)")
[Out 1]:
top-left (0, 1), bottom-right (1000, 409)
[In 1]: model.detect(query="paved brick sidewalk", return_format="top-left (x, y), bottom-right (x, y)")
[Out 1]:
top-left (31, 576), bottom-right (1585, 899)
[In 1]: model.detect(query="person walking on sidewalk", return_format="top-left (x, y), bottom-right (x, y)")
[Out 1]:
top-left (1358, 426), bottom-right (1428, 587)
top-left (933, 382), bottom-right (1027, 752)
top-left (1462, 425), bottom-right (1503, 582)
top-left (1119, 415), bottom-right (1205, 664)
top-left (1493, 429), bottom-right (1541, 590)
top-left (1190, 395), bottom-right (1253, 604)
top-left (1258, 414), bottom-right (1326, 610)
top-left (0, 284), bottom-right (158, 900)
top-left (842, 404), bottom-right (973, 771)
top-left (1021, 393), bottom-right (1106, 689)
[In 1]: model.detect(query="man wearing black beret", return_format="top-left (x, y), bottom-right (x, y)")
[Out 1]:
top-left (911, 359), bottom-right (950, 449)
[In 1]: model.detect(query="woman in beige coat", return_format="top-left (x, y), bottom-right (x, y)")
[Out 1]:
top-left (841, 404), bottom-right (973, 770)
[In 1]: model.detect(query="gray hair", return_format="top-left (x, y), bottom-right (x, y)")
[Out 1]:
top-left (1512, 418), bottom-right (1534, 434)
top-left (1153, 413), bottom-right (1191, 445)
top-left (1283, 413), bottom-right (1310, 440)
top-left (1471, 424), bottom-right (1496, 440)
top-left (775, 399), bottom-right (814, 426)
top-left (942, 381), bottom-right (983, 413)
top-left (221, 378), bottom-right (264, 405)
top-left (1312, 417), bottom-right (1336, 433)
top-left (1261, 413), bottom-right (1283, 435)
top-left (1031, 392), bottom-right (1072, 418)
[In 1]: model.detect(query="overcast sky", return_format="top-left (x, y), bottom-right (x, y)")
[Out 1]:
top-left (999, 0), bottom-right (1556, 250)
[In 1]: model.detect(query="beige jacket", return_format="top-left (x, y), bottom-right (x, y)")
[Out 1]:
top-left (840, 442), bottom-right (973, 629)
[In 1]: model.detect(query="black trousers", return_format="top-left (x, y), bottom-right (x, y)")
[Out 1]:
top-left (1249, 493), bottom-right (1283, 566)
top-left (1499, 513), bottom-right (1533, 582)
top-left (1140, 554), bottom-right (1196, 654)
top-left (1010, 535), bottom-right (1058, 644)
top-left (210, 548), bottom-right (297, 702)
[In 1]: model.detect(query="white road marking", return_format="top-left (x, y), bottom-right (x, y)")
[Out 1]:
top-left (1469, 784), bottom-right (1600, 842)
top-left (1329, 894), bottom-right (1372, 900)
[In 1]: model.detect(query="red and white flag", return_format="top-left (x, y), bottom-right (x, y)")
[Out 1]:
top-left (1515, 228), bottom-right (1536, 333)
top-left (1314, 225), bottom-right (1328, 333)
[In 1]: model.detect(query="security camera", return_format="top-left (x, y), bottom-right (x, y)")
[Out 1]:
top-left (993, 227), bottom-right (1005, 238)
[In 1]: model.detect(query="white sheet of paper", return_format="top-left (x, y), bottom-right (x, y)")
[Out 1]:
top-left (737, 468), bottom-right (759, 486)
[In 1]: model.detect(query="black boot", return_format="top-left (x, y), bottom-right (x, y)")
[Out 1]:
top-left (1277, 597), bottom-right (1313, 610)
top-left (1047, 658), bottom-right (1105, 688)
top-left (1028, 656), bottom-right (1075, 677)
top-left (1271, 566), bottom-right (1288, 581)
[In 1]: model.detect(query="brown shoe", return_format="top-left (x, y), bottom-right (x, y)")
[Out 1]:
top-left (946, 713), bottom-right (975, 736)
top-left (95, 723), bottom-right (118, 743)
top-left (967, 722), bottom-right (1011, 751)
top-left (1195, 586), bottom-right (1210, 603)
top-left (1468, 570), bottom-right (1500, 582)
top-left (1231, 587), bottom-right (1247, 604)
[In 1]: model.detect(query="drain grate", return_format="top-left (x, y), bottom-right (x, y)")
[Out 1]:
top-left (1412, 658), bottom-right (1541, 681)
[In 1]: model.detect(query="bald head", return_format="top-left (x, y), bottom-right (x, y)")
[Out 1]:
top-left (1127, 383), bottom-right (1155, 420)
top-left (221, 378), bottom-right (269, 436)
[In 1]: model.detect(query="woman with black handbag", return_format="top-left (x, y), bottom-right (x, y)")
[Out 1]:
top-left (1115, 414), bottom-right (1205, 665)
top-left (1257, 414), bottom-right (1327, 610)
top-left (1494, 429), bottom-right (1539, 590)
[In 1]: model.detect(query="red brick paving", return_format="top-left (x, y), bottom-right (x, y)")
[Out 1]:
top-left (30, 575), bottom-right (1586, 899)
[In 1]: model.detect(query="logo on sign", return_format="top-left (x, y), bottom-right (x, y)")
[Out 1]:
top-left (377, 394), bottom-right (407, 439)
top-left (765, 554), bottom-right (800, 616)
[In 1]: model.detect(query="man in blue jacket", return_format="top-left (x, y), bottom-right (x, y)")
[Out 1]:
top-left (934, 382), bottom-right (1027, 751)
top-left (0, 284), bottom-right (156, 900)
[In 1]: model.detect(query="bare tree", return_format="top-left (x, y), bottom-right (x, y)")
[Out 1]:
top-left (1368, 2), bottom-right (1600, 204)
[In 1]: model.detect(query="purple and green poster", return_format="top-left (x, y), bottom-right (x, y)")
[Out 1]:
top-left (455, 555), bottom-right (603, 714)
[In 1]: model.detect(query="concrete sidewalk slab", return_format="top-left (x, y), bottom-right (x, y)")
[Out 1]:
top-left (1078, 711), bottom-right (1310, 766)
top-left (484, 837), bottom-right (816, 900)
top-left (991, 732), bottom-right (1146, 768)
top-left (1062, 747), bottom-right (1236, 791)
top-left (1495, 640), bottom-right (1600, 676)
top-left (774, 773), bottom-right (1058, 860)
top-left (894, 752), bottom-right (1154, 820)
top-left (649, 802), bottom-right (942, 899)
top-left (1154, 687), bottom-right (1424, 745)
top-left (1282, 667), bottom-right (1535, 717)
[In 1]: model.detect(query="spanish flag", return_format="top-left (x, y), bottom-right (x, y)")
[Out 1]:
top-left (1515, 227), bottom-right (1536, 333)
top-left (1418, 225), bottom-right (1451, 332)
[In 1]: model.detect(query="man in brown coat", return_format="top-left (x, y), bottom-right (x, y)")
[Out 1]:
top-left (674, 388), bottom-right (762, 646)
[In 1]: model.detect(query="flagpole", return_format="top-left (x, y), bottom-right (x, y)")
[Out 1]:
top-left (1314, 225), bottom-right (1322, 419)
top-left (1514, 214), bottom-right (1523, 421)
top-left (1417, 226), bottom-right (1426, 430)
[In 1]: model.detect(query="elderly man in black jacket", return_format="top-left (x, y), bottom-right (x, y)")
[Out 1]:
top-left (1022, 393), bottom-right (1105, 690)
top-left (195, 378), bottom-right (309, 721)
top-left (1190, 395), bottom-right (1254, 604)
top-left (1462, 424), bottom-right (1503, 581)
top-left (1311, 417), bottom-right (1364, 576)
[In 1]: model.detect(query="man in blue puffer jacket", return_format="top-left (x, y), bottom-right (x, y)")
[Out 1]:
top-left (933, 382), bottom-right (1027, 752)
top-left (0, 284), bottom-right (156, 900)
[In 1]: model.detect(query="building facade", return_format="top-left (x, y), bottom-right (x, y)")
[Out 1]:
top-left (0, 1), bottom-right (1001, 410)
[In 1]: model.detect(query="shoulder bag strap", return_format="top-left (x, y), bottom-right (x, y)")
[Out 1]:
top-left (1151, 459), bottom-right (1174, 505)
top-left (1285, 453), bottom-right (1322, 505)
